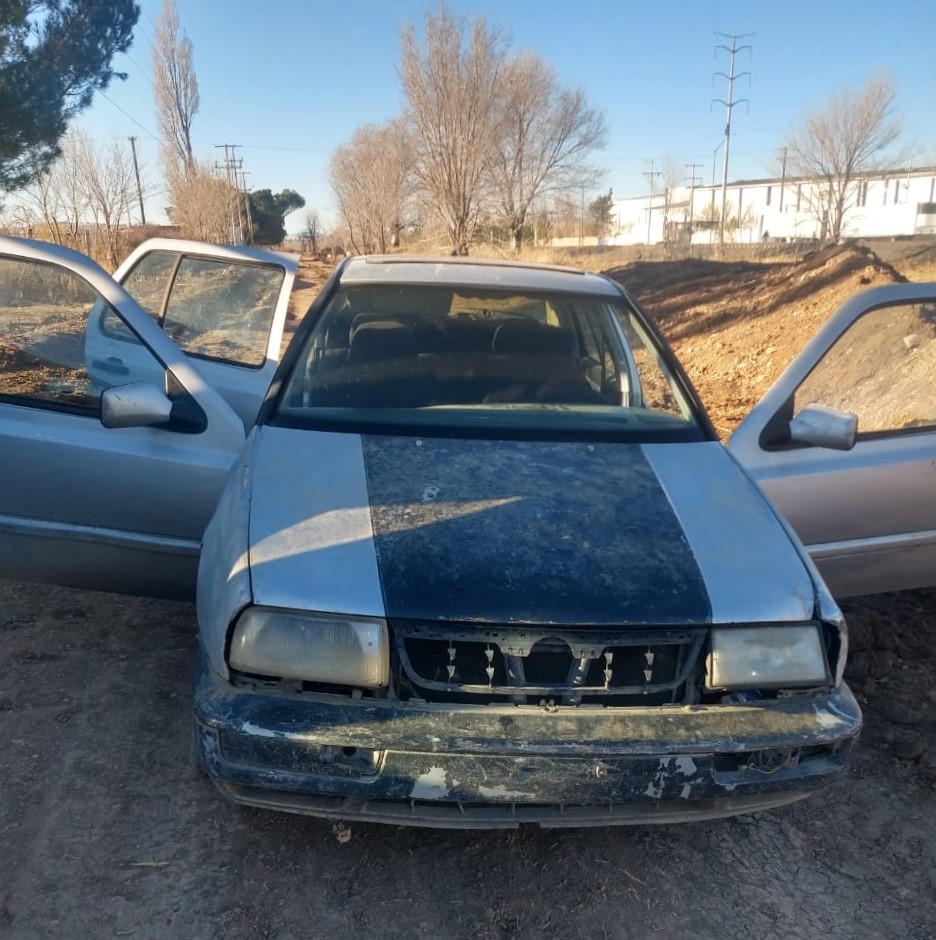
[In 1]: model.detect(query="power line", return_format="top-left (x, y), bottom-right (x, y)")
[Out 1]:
top-left (97, 89), bottom-right (159, 140)
top-left (234, 144), bottom-right (332, 154)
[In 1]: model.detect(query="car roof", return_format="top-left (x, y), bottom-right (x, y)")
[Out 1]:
top-left (126, 237), bottom-right (299, 267)
top-left (338, 255), bottom-right (623, 297)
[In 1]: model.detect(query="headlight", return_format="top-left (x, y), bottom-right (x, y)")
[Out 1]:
top-left (706, 624), bottom-right (829, 691)
top-left (229, 607), bottom-right (389, 688)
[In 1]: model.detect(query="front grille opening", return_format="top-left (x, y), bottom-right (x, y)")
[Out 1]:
top-left (405, 637), bottom-right (509, 687)
top-left (394, 622), bottom-right (705, 706)
top-left (522, 639), bottom-right (575, 683)
top-left (582, 643), bottom-right (680, 689)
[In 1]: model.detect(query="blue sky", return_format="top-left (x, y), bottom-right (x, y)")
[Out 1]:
top-left (80, 0), bottom-right (936, 232)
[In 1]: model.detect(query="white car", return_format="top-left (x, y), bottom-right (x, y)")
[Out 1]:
top-left (1, 236), bottom-right (933, 827)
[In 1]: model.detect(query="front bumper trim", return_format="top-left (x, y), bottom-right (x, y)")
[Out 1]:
top-left (194, 651), bottom-right (861, 828)
top-left (217, 782), bottom-right (813, 829)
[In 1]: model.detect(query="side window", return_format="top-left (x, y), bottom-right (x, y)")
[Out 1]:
top-left (162, 258), bottom-right (284, 368)
top-left (794, 301), bottom-right (936, 435)
top-left (119, 250), bottom-right (178, 317)
top-left (101, 250), bottom-right (178, 341)
top-left (618, 310), bottom-right (686, 418)
top-left (576, 303), bottom-right (624, 396)
top-left (0, 256), bottom-right (158, 415)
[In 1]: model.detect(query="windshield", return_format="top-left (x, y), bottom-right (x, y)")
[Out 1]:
top-left (274, 283), bottom-right (703, 439)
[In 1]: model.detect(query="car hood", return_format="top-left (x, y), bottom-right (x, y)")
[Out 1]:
top-left (246, 427), bottom-right (816, 626)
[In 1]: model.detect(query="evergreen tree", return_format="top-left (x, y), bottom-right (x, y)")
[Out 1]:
top-left (0, 0), bottom-right (140, 191)
top-left (248, 189), bottom-right (306, 245)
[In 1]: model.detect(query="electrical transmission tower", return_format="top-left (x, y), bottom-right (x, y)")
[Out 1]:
top-left (712, 32), bottom-right (753, 246)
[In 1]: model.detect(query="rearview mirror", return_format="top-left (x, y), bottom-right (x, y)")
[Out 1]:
top-left (789, 403), bottom-right (857, 451)
top-left (100, 382), bottom-right (173, 429)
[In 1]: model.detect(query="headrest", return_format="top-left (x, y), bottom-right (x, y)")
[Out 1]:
top-left (491, 322), bottom-right (576, 357)
top-left (347, 320), bottom-right (418, 363)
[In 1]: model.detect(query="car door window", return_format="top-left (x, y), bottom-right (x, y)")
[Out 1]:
top-left (0, 255), bottom-right (160, 415)
top-left (100, 250), bottom-right (177, 342)
top-left (162, 258), bottom-right (284, 368)
top-left (101, 252), bottom-right (285, 370)
top-left (794, 300), bottom-right (936, 435)
top-left (119, 249), bottom-right (177, 318)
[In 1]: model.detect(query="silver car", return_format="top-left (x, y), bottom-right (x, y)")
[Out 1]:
top-left (1, 237), bottom-right (933, 828)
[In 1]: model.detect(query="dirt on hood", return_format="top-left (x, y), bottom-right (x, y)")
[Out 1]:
top-left (607, 244), bottom-right (906, 437)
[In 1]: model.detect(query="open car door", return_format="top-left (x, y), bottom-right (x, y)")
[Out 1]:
top-left (86, 238), bottom-right (297, 428)
top-left (729, 282), bottom-right (936, 597)
top-left (0, 237), bottom-right (248, 600)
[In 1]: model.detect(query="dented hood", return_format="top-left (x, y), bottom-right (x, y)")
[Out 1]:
top-left (246, 428), bottom-right (816, 625)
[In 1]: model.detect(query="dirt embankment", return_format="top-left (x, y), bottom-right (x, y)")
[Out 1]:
top-left (609, 245), bottom-right (906, 435)
top-left (607, 245), bottom-right (936, 792)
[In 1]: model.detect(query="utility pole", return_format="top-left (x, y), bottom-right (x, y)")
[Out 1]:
top-left (238, 167), bottom-right (254, 245)
top-left (779, 145), bottom-right (788, 212)
top-left (579, 184), bottom-right (585, 247)
top-left (712, 32), bottom-right (753, 246)
top-left (685, 162), bottom-right (703, 246)
top-left (644, 159), bottom-right (662, 245)
top-left (128, 136), bottom-right (146, 226)
top-left (215, 143), bottom-right (245, 244)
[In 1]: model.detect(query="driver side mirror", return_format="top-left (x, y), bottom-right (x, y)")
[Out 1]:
top-left (100, 382), bottom-right (173, 429)
top-left (789, 403), bottom-right (857, 451)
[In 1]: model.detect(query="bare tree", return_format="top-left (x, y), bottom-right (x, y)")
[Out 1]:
top-left (20, 129), bottom-right (90, 246)
top-left (168, 159), bottom-right (240, 242)
top-left (4, 202), bottom-right (39, 239)
top-left (17, 127), bottom-right (138, 261)
top-left (22, 160), bottom-right (66, 244)
top-left (400, 6), bottom-right (505, 254)
top-left (489, 53), bottom-right (606, 250)
top-left (784, 74), bottom-right (902, 241)
top-left (660, 158), bottom-right (683, 245)
top-left (549, 192), bottom-right (580, 239)
top-left (73, 130), bottom-right (137, 268)
top-left (302, 208), bottom-right (323, 255)
top-left (152, 0), bottom-right (199, 176)
top-left (327, 119), bottom-right (414, 253)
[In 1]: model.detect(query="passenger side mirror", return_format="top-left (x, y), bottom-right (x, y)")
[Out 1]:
top-left (100, 382), bottom-right (173, 429)
top-left (789, 403), bottom-right (857, 451)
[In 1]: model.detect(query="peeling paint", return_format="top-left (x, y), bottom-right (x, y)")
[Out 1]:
top-left (410, 766), bottom-right (451, 799)
top-left (478, 784), bottom-right (537, 801)
top-left (240, 721), bottom-right (280, 739)
top-left (673, 756), bottom-right (698, 776)
top-left (813, 708), bottom-right (842, 730)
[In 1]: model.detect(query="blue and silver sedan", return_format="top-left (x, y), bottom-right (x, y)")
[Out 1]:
top-left (2, 239), bottom-right (934, 828)
top-left (193, 255), bottom-right (860, 828)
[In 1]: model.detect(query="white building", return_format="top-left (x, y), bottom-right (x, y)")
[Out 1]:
top-left (611, 166), bottom-right (936, 245)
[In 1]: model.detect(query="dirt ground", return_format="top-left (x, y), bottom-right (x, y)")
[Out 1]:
top-left (3, 244), bottom-right (936, 939)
